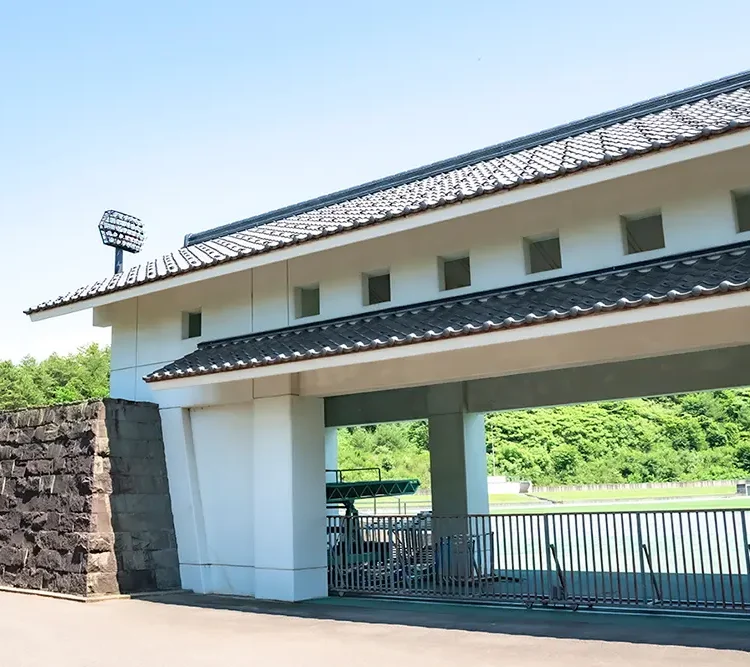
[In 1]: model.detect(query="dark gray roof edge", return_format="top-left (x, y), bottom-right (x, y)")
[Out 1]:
top-left (184, 69), bottom-right (750, 247)
top-left (198, 238), bottom-right (750, 350)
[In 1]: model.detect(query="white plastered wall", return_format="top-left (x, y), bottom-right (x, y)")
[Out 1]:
top-left (187, 404), bottom-right (255, 595)
top-left (158, 394), bottom-right (327, 600)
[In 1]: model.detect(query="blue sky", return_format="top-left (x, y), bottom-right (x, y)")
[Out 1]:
top-left (2, 1), bottom-right (749, 362)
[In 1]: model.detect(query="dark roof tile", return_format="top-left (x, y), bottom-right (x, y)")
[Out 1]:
top-left (144, 242), bottom-right (750, 383)
top-left (26, 72), bottom-right (750, 316)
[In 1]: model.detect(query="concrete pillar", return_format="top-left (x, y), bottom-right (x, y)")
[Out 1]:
top-left (159, 407), bottom-right (209, 594)
top-left (428, 411), bottom-right (490, 578)
top-left (252, 394), bottom-right (327, 601)
top-left (428, 411), bottom-right (489, 517)
top-left (325, 427), bottom-right (339, 482)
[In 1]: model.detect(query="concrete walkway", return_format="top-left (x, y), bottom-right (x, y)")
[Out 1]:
top-left (0, 591), bottom-right (748, 666)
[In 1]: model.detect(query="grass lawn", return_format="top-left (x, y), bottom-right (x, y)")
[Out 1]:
top-left (352, 485), bottom-right (745, 513)
top-left (537, 485), bottom-right (738, 502)
top-left (356, 492), bottom-right (543, 510)
top-left (491, 496), bottom-right (750, 514)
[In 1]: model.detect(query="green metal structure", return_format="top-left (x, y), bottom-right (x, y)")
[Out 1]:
top-left (326, 467), bottom-right (420, 516)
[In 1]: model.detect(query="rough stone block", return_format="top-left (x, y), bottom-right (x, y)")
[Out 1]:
top-left (129, 530), bottom-right (172, 551)
top-left (116, 569), bottom-right (156, 593)
top-left (86, 572), bottom-right (119, 596)
top-left (88, 551), bottom-right (117, 573)
top-left (10, 462), bottom-right (26, 477)
top-left (17, 443), bottom-right (46, 461)
top-left (88, 532), bottom-right (115, 553)
top-left (47, 474), bottom-right (75, 495)
top-left (92, 472), bottom-right (113, 494)
top-left (52, 573), bottom-right (87, 595)
top-left (154, 567), bottom-right (181, 590)
top-left (13, 569), bottom-right (44, 590)
top-left (113, 512), bottom-right (167, 534)
top-left (93, 437), bottom-right (110, 456)
top-left (0, 399), bottom-right (176, 596)
top-left (33, 424), bottom-right (60, 442)
top-left (93, 457), bottom-right (112, 475)
top-left (1, 477), bottom-right (16, 494)
top-left (0, 511), bottom-right (22, 531)
top-left (0, 495), bottom-right (18, 512)
top-left (149, 549), bottom-right (179, 570)
top-left (59, 549), bottom-right (87, 574)
top-left (37, 530), bottom-right (84, 552)
top-left (63, 456), bottom-right (93, 475)
top-left (24, 460), bottom-right (53, 476)
top-left (89, 510), bottom-right (114, 534)
top-left (83, 402), bottom-right (105, 421)
top-left (112, 475), bottom-right (168, 495)
top-left (35, 549), bottom-right (63, 571)
top-left (118, 549), bottom-right (148, 571)
top-left (113, 532), bottom-right (133, 553)
top-left (0, 545), bottom-right (25, 567)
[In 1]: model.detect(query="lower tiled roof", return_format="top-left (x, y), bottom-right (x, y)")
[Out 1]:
top-left (144, 242), bottom-right (750, 383)
top-left (26, 71), bottom-right (750, 316)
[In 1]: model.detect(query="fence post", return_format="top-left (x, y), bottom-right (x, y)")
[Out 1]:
top-left (543, 514), bottom-right (552, 602)
top-left (742, 511), bottom-right (750, 589)
top-left (636, 513), bottom-right (647, 606)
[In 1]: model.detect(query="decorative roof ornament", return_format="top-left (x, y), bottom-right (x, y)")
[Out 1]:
top-left (98, 210), bottom-right (145, 274)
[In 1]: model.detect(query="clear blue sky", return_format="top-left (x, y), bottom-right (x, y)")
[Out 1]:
top-left (2, 1), bottom-right (749, 362)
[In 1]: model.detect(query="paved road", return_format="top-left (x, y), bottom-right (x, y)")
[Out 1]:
top-left (0, 591), bottom-right (747, 666)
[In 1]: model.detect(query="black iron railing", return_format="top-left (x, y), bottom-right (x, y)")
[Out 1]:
top-left (327, 509), bottom-right (750, 612)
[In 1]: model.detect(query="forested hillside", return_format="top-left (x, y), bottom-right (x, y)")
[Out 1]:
top-left (0, 344), bottom-right (110, 410)
top-left (339, 394), bottom-right (750, 486)
top-left (2, 344), bottom-right (749, 485)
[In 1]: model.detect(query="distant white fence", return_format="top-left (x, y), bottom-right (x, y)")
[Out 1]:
top-left (533, 480), bottom-right (743, 494)
top-left (487, 476), bottom-right (531, 494)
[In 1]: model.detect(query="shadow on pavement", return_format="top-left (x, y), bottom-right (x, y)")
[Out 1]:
top-left (136, 592), bottom-right (750, 652)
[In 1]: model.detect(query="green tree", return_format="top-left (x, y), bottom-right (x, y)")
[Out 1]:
top-left (0, 344), bottom-right (110, 411)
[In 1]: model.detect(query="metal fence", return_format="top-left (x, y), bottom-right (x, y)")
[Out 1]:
top-left (326, 509), bottom-right (750, 612)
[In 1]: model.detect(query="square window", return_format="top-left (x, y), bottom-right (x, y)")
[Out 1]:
top-left (525, 236), bottom-right (562, 274)
top-left (733, 191), bottom-right (750, 233)
top-left (622, 212), bottom-right (665, 254)
top-left (182, 311), bottom-right (202, 340)
top-left (365, 272), bottom-right (391, 306)
top-left (440, 255), bottom-right (471, 291)
top-left (295, 285), bottom-right (320, 318)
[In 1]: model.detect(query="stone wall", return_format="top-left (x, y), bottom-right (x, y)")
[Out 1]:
top-left (0, 399), bottom-right (180, 597)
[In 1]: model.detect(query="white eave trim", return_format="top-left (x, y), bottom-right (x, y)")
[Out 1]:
top-left (146, 289), bottom-right (750, 390)
top-left (29, 128), bottom-right (750, 322)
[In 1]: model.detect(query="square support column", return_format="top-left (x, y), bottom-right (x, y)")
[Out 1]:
top-left (428, 411), bottom-right (489, 516)
top-left (252, 395), bottom-right (327, 601)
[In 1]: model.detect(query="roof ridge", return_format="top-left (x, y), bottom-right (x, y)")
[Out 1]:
top-left (184, 69), bottom-right (750, 247)
top-left (199, 239), bottom-right (750, 349)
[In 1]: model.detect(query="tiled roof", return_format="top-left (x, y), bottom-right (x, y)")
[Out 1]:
top-left (25, 71), bottom-right (750, 316)
top-left (144, 242), bottom-right (750, 383)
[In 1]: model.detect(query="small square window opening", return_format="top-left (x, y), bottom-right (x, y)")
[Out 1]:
top-left (182, 311), bottom-right (202, 340)
top-left (733, 191), bottom-right (750, 233)
top-left (525, 236), bottom-right (562, 274)
top-left (365, 272), bottom-right (391, 306)
top-left (441, 255), bottom-right (471, 291)
top-left (296, 285), bottom-right (320, 318)
top-left (622, 213), bottom-right (665, 254)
